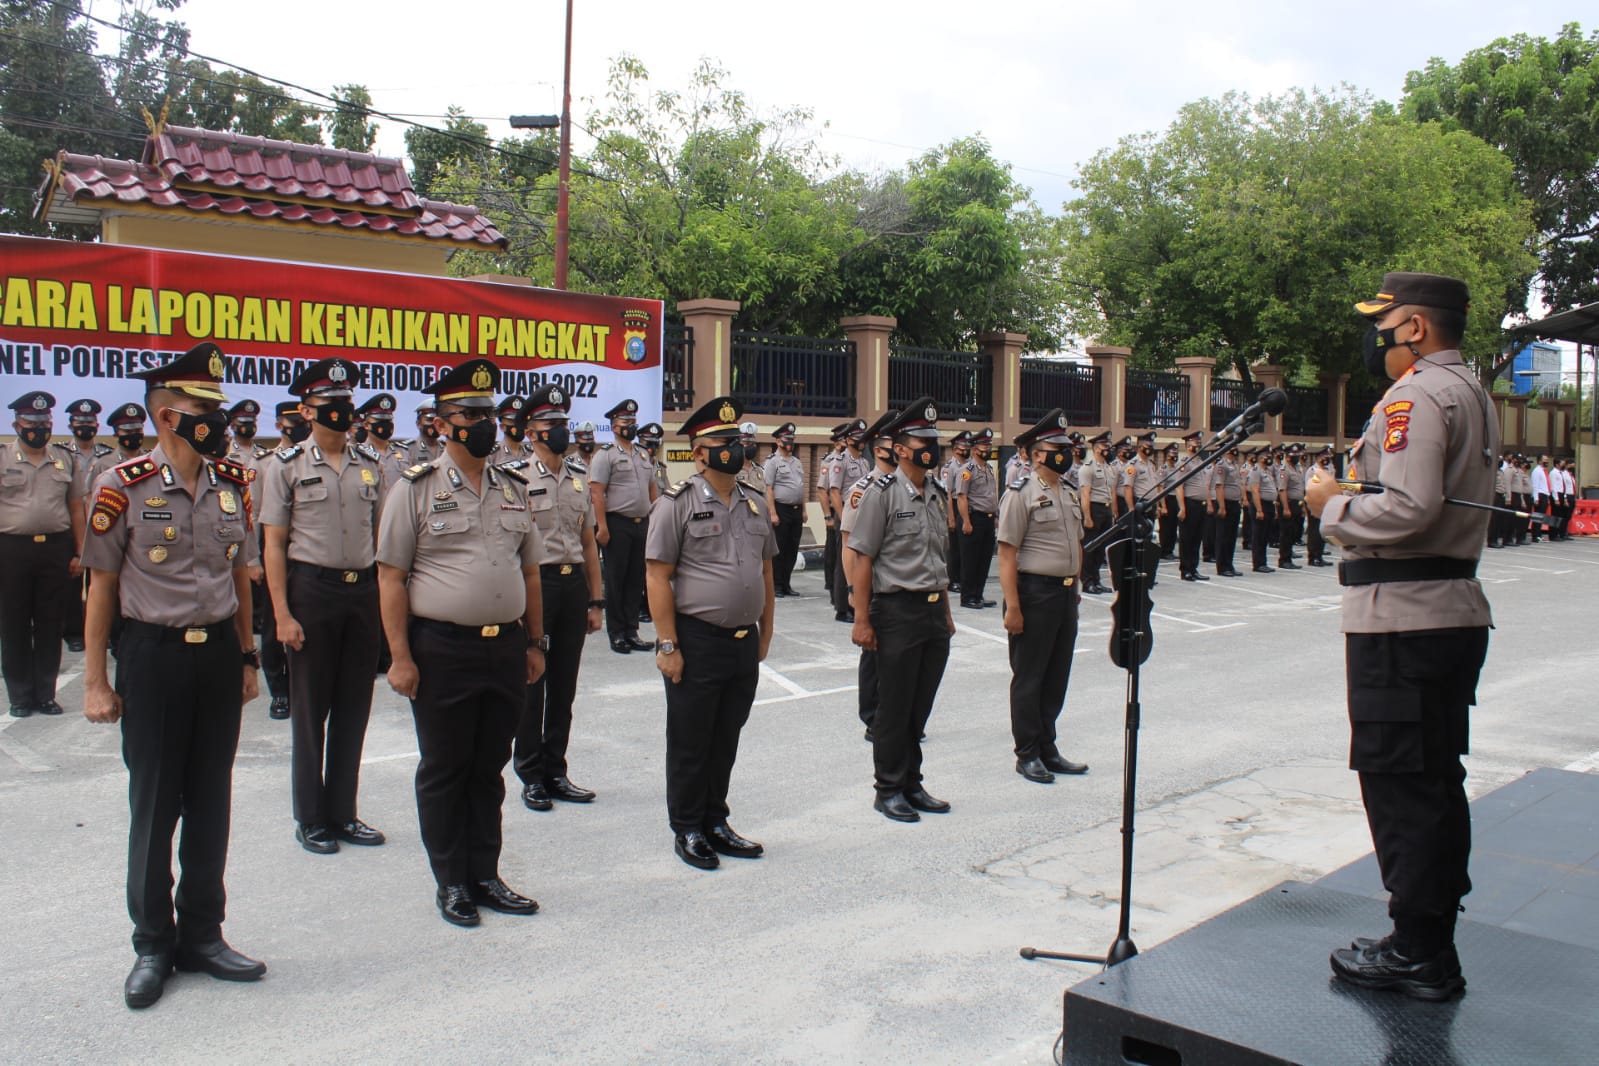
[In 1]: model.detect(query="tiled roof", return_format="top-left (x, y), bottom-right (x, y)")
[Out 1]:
top-left (39, 125), bottom-right (506, 249)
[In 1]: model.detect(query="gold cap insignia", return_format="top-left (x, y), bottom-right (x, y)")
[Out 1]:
top-left (719, 402), bottom-right (736, 424)
top-left (471, 366), bottom-right (493, 390)
top-left (208, 352), bottom-right (225, 379)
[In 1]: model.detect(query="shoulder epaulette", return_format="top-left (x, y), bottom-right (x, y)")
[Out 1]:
top-left (50, 440), bottom-right (73, 454)
top-left (354, 443), bottom-right (381, 462)
top-left (563, 454), bottom-right (588, 475)
top-left (392, 438), bottom-right (413, 451)
top-left (499, 465), bottom-right (528, 485)
top-left (874, 473), bottom-right (894, 488)
top-left (276, 444), bottom-right (303, 462)
top-left (114, 456), bottom-right (158, 486)
top-left (401, 462), bottom-right (436, 482)
top-left (213, 458), bottom-right (249, 485)
top-left (600, 441), bottom-right (615, 451)
top-left (498, 458), bottom-right (531, 472)
top-left (1009, 475), bottom-right (1030, 491)
top-left (663, 479), bottom-right (691, 499)
top-left (852, 473), bottom-right (875, 490)
top-left (93, 442), bottom-right (114, 457)
top-left (253, 444), bottom-right (271, 459)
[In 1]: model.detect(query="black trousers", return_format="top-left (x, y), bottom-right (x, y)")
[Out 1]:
top-left (857, 649), bottom-right (878, 729)
top-left (772, 503), bottom-right (802, 592)
top-left (285, 566), bottom-right (380, 826)
top-left (832, 531), bottom-right (853, 616)
top-left (663, 613), bottom-right (759, 835)
top-left (1511, 493), bottom-right (1530, 544)
top-left (822, 522), bottom-right (838, 592)
top-left (1215, 500), bottom-right (1241, 574)
top-left (1178, 499), bottom-right (1207, 576)
top-left (945, 514), bottom-right (962, 586)
top-left (62, 569), bottom-right (85, 642)
top-left (1531, 494), bottom-right (1548, 541)
top-left (1251, 500), bottom-right (1278, 568)
top-left (1346, 627), bottom-right (1488, 954)
top-left (515, 567), bottom-right (588, 784)
top-left (603, 513), bottom-right (647, 638)
top-left (869, 592), bottom-right (949, 796)
top-left (1278, 500), bottom-right (1303, 565)
top-left (959, 510), bottom-right (997, 601)
top-left (408, 620), bottom-right (525, 888)
top-left (1201, 509), bottom-right (1216, 562)
top-left (1306, 514), bottom-right (1325, 563)
top-left (0, 532), bottom-right (71, 708)
top-left (1007, 575), bottom-right (1079, 761)
top-left (1082, 502), bottom-right (1115, 585)
top-left (118, 620), bottom-right (242, 955)
top-left (255, 576), bottom-right (289, 700)
top-left (1157, 503), bottom-right (1178, 557)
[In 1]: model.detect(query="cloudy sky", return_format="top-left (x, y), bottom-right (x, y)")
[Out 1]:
top-left (169, 0), bottom-right (1575, 211)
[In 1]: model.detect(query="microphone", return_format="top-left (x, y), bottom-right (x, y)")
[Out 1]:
top-left (1214, 388), bottom-right (1288, 439)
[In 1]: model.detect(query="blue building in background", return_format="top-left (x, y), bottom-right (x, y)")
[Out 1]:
top-left (1500, 340), bottom-right (1563, 396)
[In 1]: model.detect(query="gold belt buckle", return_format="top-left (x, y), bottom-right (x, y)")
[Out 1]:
top-left (343, 571), bottom-right (358, 583)
top-left (632, 517), bottom-right (643, 524)
top-left (927, 592), bottom-right (940, 603)
top-left (732, 628), bottom-right (749, 639)
top-left (559, 564), bottom-right (574, 576)
top-left (480, 624), bottom-right (500, 638)
top-left (1064, 577), bottom-right (1075, 587)
top-left (183, 627), bottom-right (208, 644)
top-left (32, 534), bottom-right (47, 543)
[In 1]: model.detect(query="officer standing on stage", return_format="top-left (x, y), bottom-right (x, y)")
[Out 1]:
top-left (1077, 431), bottom-right (1115, 595)
top-left (645, 396), bottom-right (776, 870)
top-left (590, 398), bottom-right (657, 654)
top-left (841, 411), bottom-right (898, 740)
top-left (848, 396), bottom-right (955, 824)
top-left (377, 357), bottom-right (545, 928)
top-left (1176, 432), bottom-right (1212, 581)
top-left (828, 419), bottom-right (870, 622)
top-left (80, 342), bottom-right (264, 1009)
top-left (259, 358), bottom-right (387, 856)
top-left (61, 399), bottom-right (111, 653)
top-left (508, 385), bottom-right (604, 812)
top-left (1247, 447), bottom-right (1279, 573)
top-left (998, 409), bottom-right (1089, 784)
top-left (1277, 444), bottom-right (1306, 569)
top-left (1306, 271), bottom-right (1495, 1001)
top-left (2, 391), bottom-right (85, 717)
top-left (954, 427), bottom-right (1000, 609)
top-left (1212, 444), bottom-right (1245, 577)
top-left (942, 430), bottom-right (971, 593)
top-left (762, 422), bottom-right (805, 597)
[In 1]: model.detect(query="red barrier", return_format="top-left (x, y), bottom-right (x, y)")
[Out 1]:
top-left (1570, 500), bottom-right (1599, 536)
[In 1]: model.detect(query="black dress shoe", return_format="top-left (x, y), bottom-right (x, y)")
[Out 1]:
top-left (64, 637), bottom-right (85, 653)
top-left (1253, 565), bottom-right (1275, 574)
top-left (904, 787), bottom-right (950, 813)
top-left (706, 823), bottom-right (764, 858)
top-left (674, 831), bottom-right (720, 869)
top-left (863, 728), bottom-right (875, 743)
top-left (978, 597), bottom-right (997, 607)
top-left (949, 582), bottom-right (961, 594)
top-left (1329, 940), bottom-right (1465, 1001)
top-left (546, 776), bottom-right (596, 803)
top-left (835, 611), bottom-right (855, 623)
top-left (1188, 572), bottom-right (1209, 581)
top-left (472, 877), bottom-right (539, 914)
top-left (175, 939), bottom-right (266, 981)
top-left (626, 633), bottom-right (653, 651)
top-left (960, 599), bottom-right (984, 610)
top-left (1041, 753), bottom-right (1089, 775)
top-left (295, 823), bottom-right (339, 854)
top-left (1016, 758), bottom-right (1055, 784)
top-left (638, 608), bottom-right (653, 622)
top-left (874, 793), bottom-right (920, 822)
top-left (37, 699), bottom-right (64, 715)
top-left (268, 696), bottom-right (290, 720)
top-left (8, 704), bottom-right (31, 718)
top-left (1218, 569), bottom-right (1243, 577)
top-left (1180, 572), bottom-right (1196, 582)
top-left (436, 884), bottom-right (481, 927)
top-left (124, 953), bottom-right (172, 1009)
top-left (609, 638), bottom-right (632, 654)
top-left (1083, 582), bottom-right (1109, 595)
top-left (522, 782), bottom-right (553, 811)
top-left (333, 819), bottom-right (385, 846)
top-left (1279, 561), bottom-right (1302, 570)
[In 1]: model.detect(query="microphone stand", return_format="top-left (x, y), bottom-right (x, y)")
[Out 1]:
top-left (1020, 418), bottom-right (1263, 970)
top-left (1336, 481), bottom-right (1560, 526)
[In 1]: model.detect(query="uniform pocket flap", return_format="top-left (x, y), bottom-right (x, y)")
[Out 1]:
top-left (1348, 686), bottom-right (1422, 723)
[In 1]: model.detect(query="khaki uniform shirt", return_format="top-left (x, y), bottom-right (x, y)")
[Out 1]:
top-left (1320, 350), bottom-right (1496, 634)
top-left (998, 473), bottom-right (1083, 578)
top-left (763, 452), bottom-right (805, 505)
top-left (648, 456), bottom-right (671, 498)
top-left (1281, 463), bottom-right (1306, 501)
top-left (1213, 458), bottom-right (1242, 502)
top-left (1003, 454), bottom-right (1031, 490)
top-left (258, 442), bottom-right (383, 569)
top-left (847, 468), bottom-right (950, 595)
top-left (376, 457), bottom-right (541, 626)
top-left (490, 438), bottom-right (535, 466)
top-left (1177, 456), bottom-right (1213, 500)
top-left (1247, 464), bottom-right (1278, 502)
top-left (1078, 458), bottom-right (1114, 505)
top-left (0, 444), bottom-right (84, 534)
top-left (64, 440), bottom-right (113, 494)
top-left (955, 457), bottom-right (999, 513)
top-left (839, 470), bottom-right (888, 538)
top-left (1494, 464), bottom-right (1511, 498)
top-left (513, 454), bottom-right (593, 566)
top-left (646, 475), bottom-right (776, 628)
top-left (1511, 467), bottom-right (1531, 496)
top-left (89, 446), bottom-right (149, 493)
top-left (1062, 458), bottom-right (1081, 492)
top-left (589, 442), bottom-right (654, 518)
top-left (1120, 456), bottom-right (1162, 502)
top-left (80, 446), bottom-right (250, 626)
top-left (828, 448), bottom-right (871, 499)
top-left (818, 449), bottom-right (841, 513)
top-left (737, 459), bottom-right (767, 498)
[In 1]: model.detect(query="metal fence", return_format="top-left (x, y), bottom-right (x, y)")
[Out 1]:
top-left (1344, 383), bottom-right (1383, 439)
top-left (1019, 359), bottom-right (1101, 426)
top-left (1125, 369), bottom-right (1190, 430)
top-left (730, 332), bottom-right (856, 418)
top-left (1282, 385), bottom-right (1329, 437)
top-left (888, 346), bottom-right (993, 421)
top-left (1210, 378), bottom-right (1261, 432)
top-left (663, 322), bottom-right (693, 412)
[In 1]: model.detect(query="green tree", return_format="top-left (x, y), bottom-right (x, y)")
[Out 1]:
top-left (404, 106), bottom-right (489, 200)
top-left (327, 84), bottom-right (377, 152)
top-left (1402, 24), bottom-right (1599, 311)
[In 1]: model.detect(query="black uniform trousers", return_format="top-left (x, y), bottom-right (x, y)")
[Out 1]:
top-left (1346, 627), bottom-right (1488, 955)
top-left (1306, 514), bottom-right (1326, 563)
top-left (1215, 500), bottom-right (1241, 574)
top-left (408, 619), bottom-right (525, 888)
top-left (1178, 498), bottom-right (1207, 576)
top-left (772, 503), bottom-right (802, 592)
top-left (959, 510), bottom-right (997, 600)
top-left (62, 570), bottom-right (85, 643)
top-left (602, 513), bottom-right (647, 638)
top-left (663, 613), bottom-right (759, 835)
top-left (0, 532), bottom-right (71, 709)
top-left (117, 619), bottom-right (242, 955)
top-left (254, 575), bottom-right (289, 700)
top-left (832, 532), bottom-right (853, 616)
top-left (1157, 502), bottom-right (1178, 557)
top-left (869, 592), bottom-right (950, 797)
top-left (1201, 509), bottom-right (1216, 562)
top-left (1510, 493), bottom-right (1530, 544)
top-left (822, 521), bottom-right (839, 592)
top-left (1530, 493), bottom-right (1548, 542)
top-left (945, 515), bottom-right (962, 587)
top-left (858, 649), bottom-right (878, 729)
top-left (1082, 503), bottom-right (1115, 586)
top-left (1251, 500), bottom-right (1277, 569)
top-left (515, 566), bottom-right (588, 785)
top-left (1007, 575), bottom-right (1079, 761)
top-left (1278, 500), bottom-right (1303, 565)
top-left (285, 565), bottom-right (380, 826)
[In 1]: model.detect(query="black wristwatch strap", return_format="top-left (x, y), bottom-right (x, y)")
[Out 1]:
top-left (242, 647), bottom-right (260, 668)
top-left (587, 599), bottom-right (604, 609)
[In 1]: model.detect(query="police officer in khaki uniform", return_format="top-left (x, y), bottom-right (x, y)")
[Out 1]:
top-left (998, 409), bottom-right (1089, 784)
top-left (260, 358), bottom-right (387, 856)
top-left (1212, 445), bottom-right (1245, 576)
top-left (355, 392), bottom-right (403, 491)
top-left (89, 403), bottom-right (151, 487)
top-left (404, 403), bottom-right (444, 465)
top-left (736, 421), bottom-right (766, 498)
top-left (1247, 447), bottom-right (1279, 573)
top-left (1177, 431), bottom-right (1213, 581)
top-left (942, 430), bottom-right (972, 592)
top-left (1076, 431), bottom-right (1115, 594)
top-left (2, 391), bottom-right (86, 716)
top-left (841, 411), bottom-right (899, 739)
top-left (818, 424), bottom-right (848, 596)
top-left (639, 423), bottom-right (670, 496)
top-left (254, 401), bottom-right (306, 719)
top-left (377, 358), bottom-right (545, 928)
top-left (1305, 445), bottom-right (1335, 565)
top-left (848, 397), bottom-right (954, 824)
top-left (1276, 444), bottom-right (1306, 569)
top-left (646, 396), bottom-right (776, 870)
top-left (61, 399), bottom-right (111, 652)
top-left (491, 394), bottom-right (534, 465)
top-left (762, 422), bottom-right (805, 597)
top-left (590, 398), bottom-right (657, 653)
top-left (1119, 431), bottom-right (1164, 586)
top-left (1307, 272), bottom-right (1496, 1001)
top-left (954, 427), bottom-right (999, 609)
top-left (574, 420), bottom-right (598, 461)
top-left (506, 385), bottom-right (604, 811)
top-left (828, 419), bottom-right (870, 621)
top-left (80, 343), bottom-right (265, 1009)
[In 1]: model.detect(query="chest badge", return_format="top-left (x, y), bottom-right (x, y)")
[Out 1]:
top-left (747, 498), bottom-right (759, 515)
top-left (145, 496), bottom-right (166, 508)
top-left (163, 526), bottom-right (178, 542)
top-left (434, 490), bottom-right (452, 501)
top-left (430, 520), bottom-right (446, 532)
top-left (502, 482), bottom-right (516, 504)
top-left (218, 490), bottom-right (238, 515)
top-left (225, 543), bottom-right (239, 561)
top-left (571, 476), bottom-right (583, 493)
top-left (147, 546), bottom-right (168, 564)
top-left (361, 469), bottom-right (377, 486)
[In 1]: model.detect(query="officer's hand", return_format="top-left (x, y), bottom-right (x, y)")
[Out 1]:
top-left (1303, 470), bottom-right (1338, 518)
top-left (851, 618), bottom-right (876, 651)
top-left (1207, 501), bottom-right (1215, 514)
top-left (526, 647), bottom-right (546, 685)
top-left (84, 680), bottom-right (122, 724)
top-left (69, 555), bottom-right (82, 578)
top-left (241, 667), bottom-right (259, 703)
top-left (1003, 603), bottom-right (1024, 635)
top-left (757, 627), bottom-right (772, 662)
top-left (656, 647), bottom-right (684, 684)
top-left (596, 526), bottom-right (610, 548)
top-left (585, 605), bottom-right (603, 634)
top-left (247, 564), bottom-right (264, 583)
top-left (1084, 515), bottom-right (1094, 529)
top-left (387, 658), bottom-right (420, 699)
top-left (278, 616), bottom-right (305, 651)
top-left (1256, 510), bottom-right (1265, 520)
top-left (962, 521), bottom-right (973, 535)
top-left (1178, 508), bottom-right (1186, 522)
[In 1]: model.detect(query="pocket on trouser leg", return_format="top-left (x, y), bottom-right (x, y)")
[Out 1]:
top-left (1348, 686), bottom-right (1425, 773)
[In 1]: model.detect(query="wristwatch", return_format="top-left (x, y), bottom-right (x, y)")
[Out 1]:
top-left (587, 599), bottom-right (604, 609)
top-left (655, 640), bottom-right (677, 655)
top-left (242, 647), bottom-right (260, 668)
top-left (534, 634), bottom-right (551, 652)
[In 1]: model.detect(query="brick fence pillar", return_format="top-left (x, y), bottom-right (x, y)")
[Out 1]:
top-left (1086, 345), bottom-right (1131, 437)
top-left (1176, 357), bottom-right (1212, 434)
top-left (979, 330), bottom-right (1027, 442)
top-left (840, 315), bottom-right (896, 418)
top-left (677, 298), bottom-right (740, 407)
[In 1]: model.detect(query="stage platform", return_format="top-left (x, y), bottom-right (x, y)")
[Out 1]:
top-left (1059, 769), bottom-right (1599, 1065)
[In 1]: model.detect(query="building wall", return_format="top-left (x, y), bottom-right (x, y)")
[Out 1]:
top-left (102, 212), bottom-right (453, 276)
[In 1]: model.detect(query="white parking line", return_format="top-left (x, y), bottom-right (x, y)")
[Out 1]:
top-left (953, 623), bottom-right (1009, 647)
top-left (1151, 611), bottom-right (1247, 633)
top-left (758, 662), bottom-right (809, 697)
top-left (361, 750), bottom-right (419, 766)
top-left (754, 685), bottom-right (857, 707)
top-left (1564, 750), bottom-right (1599, 774)
top-left (0, 720), bottom-right (52, 772)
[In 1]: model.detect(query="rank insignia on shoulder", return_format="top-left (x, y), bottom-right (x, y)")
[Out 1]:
top-left (402, 462), bottom-right (436, 482)
top-left (564, 455), bottom-right (588, 475)
top-left (1009, 476), bottom-right (1030, 491)
top-left (500, 466), bottom-right (528, 485)
top-left (663, 480), bottom-right (690, 498)
top-left (115, 457), bottom-right (158, 485)
top-left (498, 458), bottom-right (531, 471)
top-left (874, 473), bottom-right (894, 488)
top-left (90, 486), bottom-right (128, 534)
top-left (214, 459), bottom-right (249, 484)
top-left (355, 443), bottom-right (381, 462)
top-left (276, 445), bottom-right (304, 462)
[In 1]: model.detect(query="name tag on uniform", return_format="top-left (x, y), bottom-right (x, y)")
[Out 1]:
top-left (431, 501), bottom-right (458, 512)
top-left (142, 510), bottom-right (172, 520)
top-left (299, 476), bottom-right (322, 486)
top-left (895, 511), bottom-right (915, 519)
top-left (691, 510), bottom-right (713, 521)
top-left (500, 503), bottom-right (527, 512)
top-left (529, 488), bottom-right (548, 497)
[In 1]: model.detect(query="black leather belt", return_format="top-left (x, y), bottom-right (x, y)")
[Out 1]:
top-left (292, 563), bottom-right (376, 585)
top-left (1019, 571), bottom-right (1076, 587)
top-left (412, 617), bottom-right (523, 640)
top-left (1338, 557), bottom-right (1478, 586)
top-left (540, 563), bottom-right (583, 578)
top-left (678, 613), bottom-right (757, 639)
top-left (876, 589), bottom-right (947, 604)
top-left (123, 619), bottom-right (232, 644)
top-left (2, 531), bottom-right (67, 544)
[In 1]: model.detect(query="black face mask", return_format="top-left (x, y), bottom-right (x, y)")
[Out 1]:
top-left (502, 424), bottom-right (526, 443)
top-left (117, 432), bottom-right (144, 452)
top-left (703, 440), bottom-right (745, 474)
top-left (452, 418), bottom-right (498, 458)
top-left (1362, 324), bottom-right (1407, 379)
top-left (72, 425), bottom-right (96, 442)
top-left (900, 444), bottom-right (939, 469)
top-left (873, 447), bottom-right (894, 467)
top-left (171, 409), bottom-right (230, 458)
top-left (1040, 450), bottom-right (1070, 473)
top-left (615, 424), bottom-right (637, 442)
top-left (538, 424), bottom-right (570, 455)
top-left (282, 421), bottom-right (312, 444)
top-left (18, 427), bottom-right (50, 449)
top-left (578, 442), bottom-right (596, 456)
top-left (419, 424), bottom-right (440, 441)
top-left (310, 399), bottom-right (355, 432)
top-left (352, 426), bottom-right (369, 445)
top-left (367, 421), bottom-right (394, 441)
top-left (233, 422), bottom-right (256, 441)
